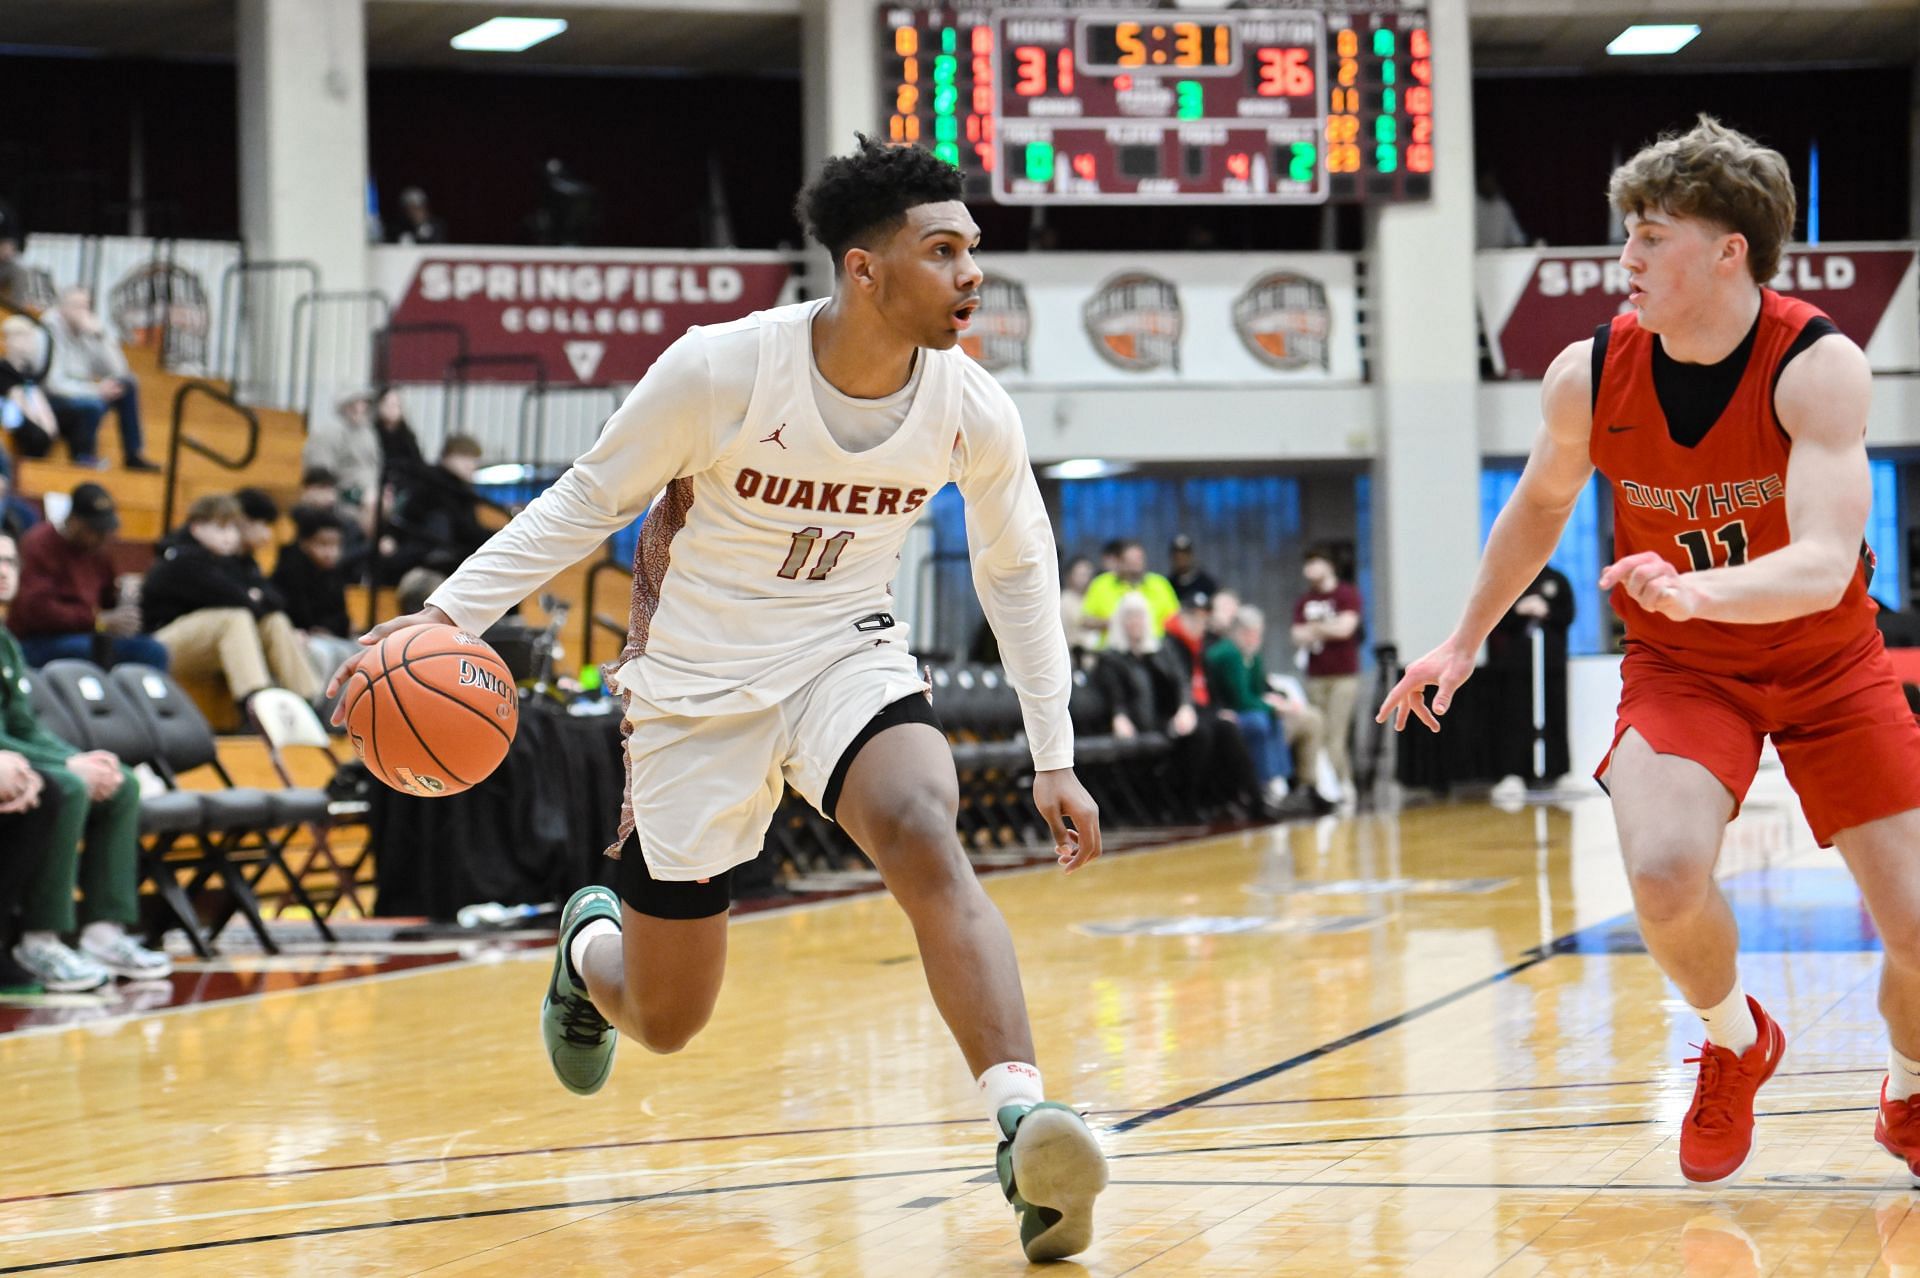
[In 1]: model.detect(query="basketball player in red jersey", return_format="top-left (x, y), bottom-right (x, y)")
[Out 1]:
top-left (1378, 116), bottom-right (1920, 1185)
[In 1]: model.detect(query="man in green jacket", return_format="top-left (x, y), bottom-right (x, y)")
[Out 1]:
top-left (1203, 604), bottom-right (1328, 810)
top-left (0, 530), bottom-right (169, 989)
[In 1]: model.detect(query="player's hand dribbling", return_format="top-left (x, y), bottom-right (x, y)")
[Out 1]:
top-left (1375, 641), bottom-right (1477, 733)
top-left (325, 604), bottom-right (455, 725)
top-left (1599, 551), bottom-right (1700, 622)
top-left (1032, 768), bottom-right (1102, 874)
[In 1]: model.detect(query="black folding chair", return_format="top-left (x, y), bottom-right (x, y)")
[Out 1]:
top-left (35, 659), bottom-right (218, 955)
top-left (109, 666), bottom-right (337, 949)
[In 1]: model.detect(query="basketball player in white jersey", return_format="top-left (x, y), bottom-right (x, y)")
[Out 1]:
top-left (329, 139), bottom-right (1110, 1261)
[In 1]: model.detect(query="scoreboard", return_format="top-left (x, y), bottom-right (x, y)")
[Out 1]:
top-left (880, 4), bottom-right (1433, 204)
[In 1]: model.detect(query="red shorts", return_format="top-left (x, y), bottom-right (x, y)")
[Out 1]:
top-left (1595, 632), bottom-right (1920, 846)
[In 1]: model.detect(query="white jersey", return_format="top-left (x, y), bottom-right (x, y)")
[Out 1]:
top-left (427, 300), bottom-right (1074, 770)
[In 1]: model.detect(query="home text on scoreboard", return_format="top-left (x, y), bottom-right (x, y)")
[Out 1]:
top-left (878, 4), bottom-right (1433, 205)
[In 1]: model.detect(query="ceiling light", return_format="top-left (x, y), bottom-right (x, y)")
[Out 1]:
top-left (451, 17), bottom-right (569, 53)
top-left (1606, 24), bottom-right (1700, 56)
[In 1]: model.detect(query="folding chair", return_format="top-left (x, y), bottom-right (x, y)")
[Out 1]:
top-left (36, 659), bottom-right (218, 955)
top-left (248, 687), bottom-right (369, 922)
top-left (108, 665), bottom-right (334, 951)
top-left (26, 675), bottom-right (87, 751)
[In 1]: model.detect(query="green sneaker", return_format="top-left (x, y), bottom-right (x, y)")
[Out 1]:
top-left (540, 885), bottom-right (622, 1096)
top-left (995, 1101), bottom-right (1110, 1262)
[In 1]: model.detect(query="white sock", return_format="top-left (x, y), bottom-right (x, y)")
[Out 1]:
top-left (978, 1061), bottom-right (1045, 1138)
top-left (1691, 982), bottom-right (1758, 1055)
top-left (567, 918), bottom-right (619, 986)
top-left (81, 922), bottom-right (126, 948)
top-left (20, 930), bottom-right (60, 951)
top-left (1890, 1047), bottom-right (1920, 1103)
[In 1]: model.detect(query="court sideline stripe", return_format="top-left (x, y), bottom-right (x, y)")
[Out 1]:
top-left (7, 1147), bottom-right (1911, 1274)
top-left (1107, 946), bottom-right (1560, 1133)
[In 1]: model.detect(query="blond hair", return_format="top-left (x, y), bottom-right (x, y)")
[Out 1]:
top-left (1607, 115), bottom-right (1795, 285)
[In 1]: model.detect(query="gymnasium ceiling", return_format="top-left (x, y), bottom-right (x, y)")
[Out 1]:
top-left (0, 0), bottom-right (1915, 75)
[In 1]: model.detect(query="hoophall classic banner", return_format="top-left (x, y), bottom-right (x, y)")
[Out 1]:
top-left (1476, 243), bottom-right (1920, 379)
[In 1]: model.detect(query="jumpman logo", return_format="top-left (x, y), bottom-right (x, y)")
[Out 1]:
top-left (761, 424), bottom-right (789, 449)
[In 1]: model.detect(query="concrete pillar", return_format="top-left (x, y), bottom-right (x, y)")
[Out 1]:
top-left (236, 0), bottom-right (369, 293)
top-left (799, 0), bottom-right (879, 293)
top-left (1365, 0), bottom-right (1482, 660)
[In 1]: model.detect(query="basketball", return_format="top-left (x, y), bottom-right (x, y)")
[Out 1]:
top-left (339, 623), bottom-right (519, 797)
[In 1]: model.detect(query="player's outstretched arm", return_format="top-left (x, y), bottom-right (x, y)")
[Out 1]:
top-left (1377, 338), bottom-right (1595, 733)
top-left (1032, 768), bottom-right (1102, 873)
top-left (1600, 334), bottom-right (1871, 625)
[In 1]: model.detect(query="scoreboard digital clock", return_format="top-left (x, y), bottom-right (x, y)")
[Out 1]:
top-left (879, 4), bottom-right (1433, 205)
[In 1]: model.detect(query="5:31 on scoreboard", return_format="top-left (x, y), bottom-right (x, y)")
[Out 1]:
top-left (879, 4), bottom-right (1433, 205)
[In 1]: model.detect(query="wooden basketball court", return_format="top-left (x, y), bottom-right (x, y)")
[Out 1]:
top-left (3, 762), bottom-right (1915, 1275)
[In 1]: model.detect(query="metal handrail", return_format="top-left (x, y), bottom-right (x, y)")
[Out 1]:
top-left (215, 258), bottom-right (321, 402)
top-left (580, 541), bottom-right (633, 670)
top-left (289, 288), bottom-right (392, 432)
top-left (372, 320), bottom-right (469, 386)
top-left (162, 380), bottom-right (261, 531)
top-left (439, 352), bottom-right (546, 445)
top-left (516, 382), bottom-right (623, 468)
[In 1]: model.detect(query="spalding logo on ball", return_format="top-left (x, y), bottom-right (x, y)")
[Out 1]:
top-left (339, 623), bottom-right (519, 797)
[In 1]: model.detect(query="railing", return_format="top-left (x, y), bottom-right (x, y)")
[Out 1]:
top-left (440, 353), bottom-right (545, 461)
top-left (580, 541), bottom-right (634, 671)
top-left (372, 320), bottom-right (469, 387)
top-left (516, 382), bottom-right (624, 468)
top-left (215, 258), bottom-right (321, 407)
top-left (162, 381), bottom-right (261, 532)
top-left (290, 289), bottom-right (391, 431)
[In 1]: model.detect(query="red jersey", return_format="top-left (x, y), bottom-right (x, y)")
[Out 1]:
top-left (1591, 288), bottom-right (1875, 673)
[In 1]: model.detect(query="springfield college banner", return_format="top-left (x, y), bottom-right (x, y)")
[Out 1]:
top-left (1476, 243), bottom-right (1920, 379)
top-left (371, 247), bottom-right (799, 385)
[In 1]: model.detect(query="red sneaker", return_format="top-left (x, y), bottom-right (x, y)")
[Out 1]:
top-left (1874, 1079), bottom-right (1920, 1178)
top-left (1678, 996), bottom-right (1786, 1185)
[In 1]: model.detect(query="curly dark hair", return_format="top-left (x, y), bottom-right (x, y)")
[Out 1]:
top-left (796, 135), bottom-right (964, 274)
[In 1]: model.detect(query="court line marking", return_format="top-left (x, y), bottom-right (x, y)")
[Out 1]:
top-left (8, 1156), bottom-right (1915, 1275)
top-left (0, 1098), bottom-right (1878, 1254)
top-left (1107, 947), bottom-right (1559, 1133)
top-left (1, 1065), bottom-right (1885, 1209)
top-left (0, 826), bottom-right (1229, 1044)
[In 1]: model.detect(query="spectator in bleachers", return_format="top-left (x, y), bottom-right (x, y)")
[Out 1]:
top-left (1097, 592), bottom-right (1272, 819)
top-left (0, 449), bottom-right (38, 538)
top-left (296, 465), bottom-right (371, 570)
top-left (391, 187), bottom-right (449, 245)
top-left (0, 202), bottom-right (27, 311)
top-left (142, 494), bottom-right (320, 708)
top-left (1163, 588), bottom-right (1215, 708)
top-left (272, 504), bottom-right (360, 686)
top-left (1167, 534), bottom-right (1218, 602)
top-left (1206, 587), bottom-right (1240, 643)
top-left (1060, 555), bottom-right (1095, 656)
top-left (0, 747), bottom-right (66, 992)
top-left (0, 528), bottom-right (169, 988)
top-left (304, 390), bottom-right (383, 518)
top-left (1205, 605), bottom-right (1304, 803)
top-left (236, 487), bottom-right (280, 559)
top-left (385, 434), bottom-right (493, 579)
top-left (40, 287), bottom-right (158, 473)
top-left (0, 315), bottom-right (59, 458)
top-left (1080, 539), bottom-right (1180, 645)
top-left (11, 483), bottom-right (166, 670)
top-left (1290, 547), bottom-right (1365, 799)
top-left (395, 566), bottom-right (447, 617)
top-left (373, 387), bottom-right (425, 475)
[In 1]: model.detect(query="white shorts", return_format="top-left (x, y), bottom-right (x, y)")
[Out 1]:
top-left (622, 642), bottom-right (930, 881)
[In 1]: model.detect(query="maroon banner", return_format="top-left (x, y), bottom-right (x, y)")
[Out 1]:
top-left (383, 257), bottom-right (793, 384)
top-left (1489, 248), bottom-right (1915, 380)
